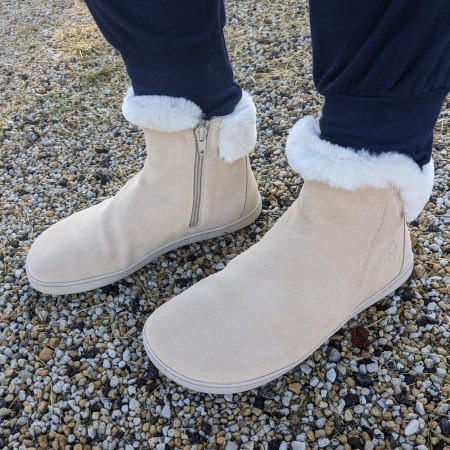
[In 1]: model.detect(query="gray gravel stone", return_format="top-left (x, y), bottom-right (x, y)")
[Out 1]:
top-left (326, 368), bottom-right (336, 383)
top-left (291, 442), bottom-right (306, 450)
top-left (0, 408), bottom-right (13, 418)
top-left (326, 347), bottom-right (342, 363)
top-left (110, 376), bottom-right (119, 388)
top-left (415, 402), bottom-right (425, 416)
top-left (405, 419), bottom-right (420, 436)
top-left (317, 438), bottom-right (330, 448)
top-left (161, 404), bottom-right (171, 419)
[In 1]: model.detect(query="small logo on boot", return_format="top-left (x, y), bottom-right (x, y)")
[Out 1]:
top-left (388, 240), bottom-right (398, 264)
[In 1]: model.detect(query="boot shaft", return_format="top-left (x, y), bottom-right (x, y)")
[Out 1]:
top-left (142, 118), bottom-right (259, 232)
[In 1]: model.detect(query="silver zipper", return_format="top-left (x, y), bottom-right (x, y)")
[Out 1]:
top-left (189, 121), bottom-right (208, 228)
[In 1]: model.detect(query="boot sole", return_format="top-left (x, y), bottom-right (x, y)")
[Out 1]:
top-left (26, 199), bottom-right (262, 295)
top-left (143, 258), bottom-right (414, 394)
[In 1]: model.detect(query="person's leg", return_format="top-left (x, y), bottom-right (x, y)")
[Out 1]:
top-left (309, 0), bottom-right (450, 168)
top-left (26, 0), bottom-right (261, 294)
top-left (142, 1), bottom-right (449, 393)
top-left (84, 0), bottom-right (241, 118)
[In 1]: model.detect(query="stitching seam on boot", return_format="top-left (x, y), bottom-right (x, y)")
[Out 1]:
top-left (390, 187), bottom-right (410, 279)
top-left (399, 220), bottom-right (408, 279)
top-left (358, 193), bottom-right (390, 296)
top-left (238, 157), bottom-right (250, 220)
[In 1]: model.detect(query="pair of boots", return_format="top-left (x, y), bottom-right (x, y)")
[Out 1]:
top-left (26, 90), bottom-right (433, 394)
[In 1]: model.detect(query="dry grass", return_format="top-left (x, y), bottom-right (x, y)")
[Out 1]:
top-left (53, 23), bottom-right (105, 62)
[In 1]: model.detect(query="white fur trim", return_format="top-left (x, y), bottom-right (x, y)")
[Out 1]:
top-left (286, 116), bottom-right (434, 222)
top-left (122, 88), bottom-right (203, 132)
top-left (218, 91), bottom-right (257, 163)
top-left (122, 88), bottom-right (257, 162)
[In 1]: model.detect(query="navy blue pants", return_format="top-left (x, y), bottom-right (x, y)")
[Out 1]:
top-left (85, 0), bottom-right (450, 167)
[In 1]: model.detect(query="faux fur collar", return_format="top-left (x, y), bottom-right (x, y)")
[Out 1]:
top-left (122, 88), bottom-right (256, 163)
top-left (286, 116), bottom-right (434, 222)
top-left (122, 88), bottom-right (202, 133)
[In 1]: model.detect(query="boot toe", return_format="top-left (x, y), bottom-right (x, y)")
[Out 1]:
top-left (26, 218), bottom-right (85, 293)
top-left (142, 268), bottom-right (299, 394)
top-left (26, 205), bottom-right (112, 294)
top-left (142, 302), bottom-right (249, 394)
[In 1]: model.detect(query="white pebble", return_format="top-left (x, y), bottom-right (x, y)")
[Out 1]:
top-left (122, 349), bottom-right (131, 362)
top-left (415, 402), bottom-right (425, 416)
top-left (110, 376), bottom-right (119, 388)
top-left (129, 399), bottom-right (140, 411)
top-left (317, 438), bottom-right (330, 448)
top-left (405, 419), bottom-right (420, 436)
top-left (326, 368), bottom-right (336, 383)
top-left (225, 442), bottom-right (238, 450)
top-left (316, 418), bottom-right (326, 428)
top-left (291, 442), bottom-right (306, 450)
top-left (386, 306), bottom-right (397, 315)
top-left (300, 363), bottom-right (312, 375)
top-left (161, 404), bottom-right (171, 419)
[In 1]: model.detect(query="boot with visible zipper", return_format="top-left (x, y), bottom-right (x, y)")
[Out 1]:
top-left (26, 90), bottom-right (261, 295)
top-left (142, 116), bottom-right (434, 394)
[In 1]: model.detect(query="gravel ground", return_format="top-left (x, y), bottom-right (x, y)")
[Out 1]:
top-left (1, 1), bottom-right (449, 449)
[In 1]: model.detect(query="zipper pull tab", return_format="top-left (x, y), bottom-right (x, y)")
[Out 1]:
top-left (195, 123), bottom-right (208, 155)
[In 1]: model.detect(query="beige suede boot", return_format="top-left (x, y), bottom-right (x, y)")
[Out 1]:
top-left (26, 91), bottom-right (261, 294)
top-left (143, 116), bottom-right (434, 394)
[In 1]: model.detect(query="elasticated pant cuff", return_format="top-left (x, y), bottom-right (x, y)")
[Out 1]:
top-left (319, 89), bottom-right (448, 167)
top-left (121, 38), bottom-right (241, 119)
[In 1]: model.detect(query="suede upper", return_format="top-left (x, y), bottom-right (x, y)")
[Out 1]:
top-left (143, 180), bottom-right (413, 392)
top-left (26, 118), bottom-right (260, 294)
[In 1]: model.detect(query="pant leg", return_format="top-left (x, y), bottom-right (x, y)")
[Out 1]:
top-left (84, 0), bottom-right (241, 118)
top-left (309, 0), bottom-right (450, 167)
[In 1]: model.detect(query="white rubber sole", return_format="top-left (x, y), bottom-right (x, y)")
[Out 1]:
top-left (143, 258), bottom-right (414, 394)
top-left (26, 200), bottom-right (262, 295)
